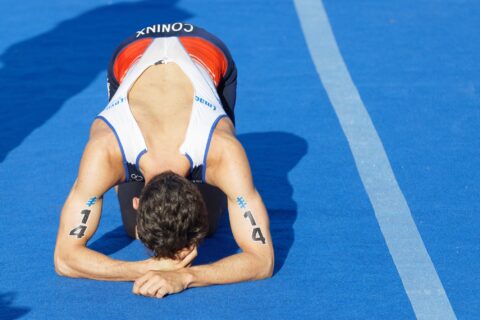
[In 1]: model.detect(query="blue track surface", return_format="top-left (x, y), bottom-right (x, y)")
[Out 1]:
top-left (0, 0), bottom-right (478, 319)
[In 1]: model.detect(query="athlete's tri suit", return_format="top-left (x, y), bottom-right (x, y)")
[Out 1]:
top-left (97, 23), bottom-right (237, 185)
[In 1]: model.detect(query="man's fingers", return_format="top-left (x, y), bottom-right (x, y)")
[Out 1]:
top-left (139, 279), bottom-right (157, 296)
top-left (180, 247), bottom-right (197, 267)
top-left (145, 281), bottom-right (161, 297)
top-left (133, 271), bottom-right (154, 294)
top-left (145, 276), bottom-right (166, 296)
top-left (132, 271), bottom-right (185, 299)
top-left (156, 287), bottom-right (168, 299)
top-left (176, 246), bottom-right (194, 261)
top-left (133, 272), bottom-right (169, 298)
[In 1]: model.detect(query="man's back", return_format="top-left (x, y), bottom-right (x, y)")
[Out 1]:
top-left (128, 62), bottom-right (198, 181)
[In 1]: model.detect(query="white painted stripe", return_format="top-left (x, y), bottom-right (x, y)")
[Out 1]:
top-left (293, 1), bottom-right (456, 319)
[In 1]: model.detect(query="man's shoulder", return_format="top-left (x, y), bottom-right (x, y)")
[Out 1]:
top-left (209, 123), bottom-right (244, 163)
top-left (82, 118), bottom-right (124, 166)
top-left (89, 118), bottom-right (116, 144)
top-left (205, 122), bottom-right (253, 195)
top-left (76, 119), bottom-right (125, 186)
top-left (207, 124), bottom-right (249, 186)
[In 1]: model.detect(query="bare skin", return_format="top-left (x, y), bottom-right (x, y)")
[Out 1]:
top-left (54, 63), bottom-right (274, 296)
top-left (129, 63), bottom-right (194, 180)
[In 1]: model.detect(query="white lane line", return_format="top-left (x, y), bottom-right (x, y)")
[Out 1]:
top-left (293, 1), bottom-right (456, 319)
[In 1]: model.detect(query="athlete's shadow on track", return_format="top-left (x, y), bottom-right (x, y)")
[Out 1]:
top-left (90, 132), bottom-right (307, 274)
top-left (0, 292), bottom-right (30, 319)
top-left (0, 0), bottom-right (192, 162)
top-left (89, 225), bottom-right (133, 256)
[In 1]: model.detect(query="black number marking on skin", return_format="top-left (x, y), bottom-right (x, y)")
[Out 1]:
top-left (252, 228), bottom-right (266, 244)
top-left (237, 196), bottom-right (266, 245)
top-left (243, 211), bottom-right (256, 226)
top-left (69, 225), bottom-right (87, 239)
top-left (69, 209), bottom-right (90, 239)
top-left (68, 197), bottom-right (100, 239)
top-left (80, 210), bottom-right (91, 224)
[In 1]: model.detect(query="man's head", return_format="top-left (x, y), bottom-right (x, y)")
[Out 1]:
top-left (135, 171), bottom-right (208, 259)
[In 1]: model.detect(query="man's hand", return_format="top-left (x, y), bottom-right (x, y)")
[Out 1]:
top-left (132, 269), bottom-right (191, 298)
top-left (144, 246), bottom-right (197, 272)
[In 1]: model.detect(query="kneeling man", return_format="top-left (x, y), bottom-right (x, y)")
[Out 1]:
top-left (54, 23), bottom-right (274, 299)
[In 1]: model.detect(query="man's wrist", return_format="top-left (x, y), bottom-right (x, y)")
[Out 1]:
top-left (181, 267), bottom-right (195, 288)
top-left (140, 258), bottom-right (158, 273)
top-left (125, 259), bottom-right (151, 278)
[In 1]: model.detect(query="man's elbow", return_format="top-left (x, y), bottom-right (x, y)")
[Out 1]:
top-left (255, 252), bottom-right (274, 280)
top-left (264, 254), bottom-right (275, 279)
top-left (54, 250), bottom-right (79, 278)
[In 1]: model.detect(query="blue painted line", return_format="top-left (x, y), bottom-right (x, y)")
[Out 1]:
top-left (293, 0), bottom-right (456, 319)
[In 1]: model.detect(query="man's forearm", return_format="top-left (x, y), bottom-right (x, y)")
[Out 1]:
top-left (185, 251), bottom-right (273, 288)
top-left (55, 246), bottom-right (148, 281)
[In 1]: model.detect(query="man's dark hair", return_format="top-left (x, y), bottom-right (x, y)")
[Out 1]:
top-left (137, 171), bottom-right (208, 259)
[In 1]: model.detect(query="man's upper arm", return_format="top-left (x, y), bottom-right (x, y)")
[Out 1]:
top-left (208, 136), bottom-right (274, 261)
top-left (55, 134), bottom-right (122, 253)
